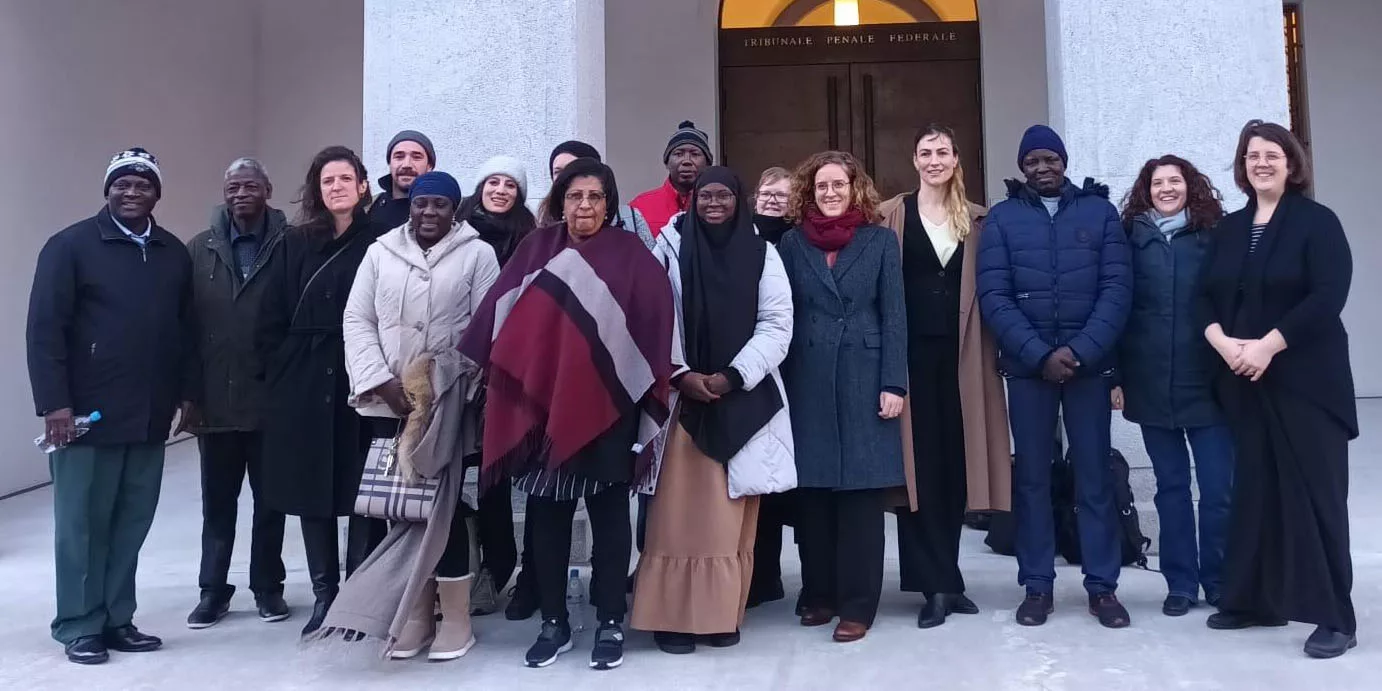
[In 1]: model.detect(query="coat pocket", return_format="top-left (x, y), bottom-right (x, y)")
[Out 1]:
top-left (864, 332), bottom-right (881, 349)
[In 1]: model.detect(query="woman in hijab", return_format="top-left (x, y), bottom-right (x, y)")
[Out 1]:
top-left (631, 167), bottom-right (796, 654)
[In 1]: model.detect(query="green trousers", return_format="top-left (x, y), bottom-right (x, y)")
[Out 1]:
top-left (49, 443), bottom-right (165, 643)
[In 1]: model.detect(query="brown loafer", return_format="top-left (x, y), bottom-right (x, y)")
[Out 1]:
top-left (799, 608), bottom-right (835, 627)
top-left (832, 620), bottom-right (868, 642)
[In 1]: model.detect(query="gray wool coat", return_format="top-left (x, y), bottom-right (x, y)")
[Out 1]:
top-left (777, 224), bottom-right (908, 490)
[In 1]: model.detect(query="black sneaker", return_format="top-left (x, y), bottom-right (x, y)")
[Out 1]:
top-left (506, 581), bottom-right (541, 621)
top-left (1162, 594), bottom-right (1195, 617)
top-left (525, 618), bottom-right (573, 668)
top-left (701, 630), bottom-right (741, 648)
top-left (590, 620), bottom-right (625, 670)
top-left (1206, 611), bottom-right (1288, 630)
top-left (1016, 591), bottom-right (1054, 626)
top-left (64, 635), bottom-right (109, 665)
top-left (1304, 625), bottom-right (1358, 659)
top-left (187, 591), bottom-right (232, 629)
top-left (256, 592), bottom-right (291, 623)
top-left (1089, 592), bottom-right (1131, 629)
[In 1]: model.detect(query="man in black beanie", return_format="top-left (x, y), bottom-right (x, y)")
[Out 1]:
top-left (28, 147), bottom-right (199, 665)
top-left (630, 121), bottom-right (712, 238)
top-left (368, 129), bottom-right (436, 230)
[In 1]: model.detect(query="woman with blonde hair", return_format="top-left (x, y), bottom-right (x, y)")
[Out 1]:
top-left (879, 125), bottom-right (1011, 628)
top-left (776, 150), bottom-right (906, 643)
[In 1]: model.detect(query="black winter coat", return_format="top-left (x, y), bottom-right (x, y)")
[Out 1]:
top-left (1198, 192), bottom-right (1357, 438)
top-left (367, 175), bottom-right (411, 232)
top-left (1118, 214), bottom-right (1223, 429)
top-left (255, 215), bottom-right (380, 518)
top-left (186, 206), bottom-right (287, 432)
top-left (27, 208), bottom-right (197, 445)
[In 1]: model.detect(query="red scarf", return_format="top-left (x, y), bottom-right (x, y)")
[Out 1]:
top-left (802, 206), bottom-right (866, 252)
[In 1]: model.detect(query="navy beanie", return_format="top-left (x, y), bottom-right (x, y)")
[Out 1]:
top-left (387, 130), bottom-right (436, 167)
top-left (1017, 125), bottom-right (1068, 168)
top-left (664, 121), bottom-right (713, 165)
top-left (409, 171), bottom-right (462, 207)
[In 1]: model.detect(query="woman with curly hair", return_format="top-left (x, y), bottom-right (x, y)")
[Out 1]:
top-left (1112, 155), bottom-right (1231, 618)
top-left (776, 151), bottom-right (906, 643)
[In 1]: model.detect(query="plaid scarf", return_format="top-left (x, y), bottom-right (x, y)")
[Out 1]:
top-left (458, 224), bottom-right (673, 488)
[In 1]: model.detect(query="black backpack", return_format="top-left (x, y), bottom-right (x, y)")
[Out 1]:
top-left (1056, 448), bottom-right (1151, 568)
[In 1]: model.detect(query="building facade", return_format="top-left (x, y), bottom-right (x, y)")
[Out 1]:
top-left (1, 0), bottom-right (1378, 496)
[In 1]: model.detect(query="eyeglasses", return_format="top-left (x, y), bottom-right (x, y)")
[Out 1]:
top-left (696, 190), bottom-right (736, 204)
top-left (756, 192), bottom-right (789, 203)
top-left (814, 180), bottom-right (849, 193)
top-left (1244, 152), bottom-right (1285, 164)
top-left (564, 191), bottom-right (606, 205)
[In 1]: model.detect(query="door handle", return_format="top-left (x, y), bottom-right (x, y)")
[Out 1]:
top-left (826, 76), bottom-right (840, 150)
top-left (862, 73), bottom-right (876, 179)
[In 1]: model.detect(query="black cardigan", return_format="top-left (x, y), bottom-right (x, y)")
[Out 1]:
top-left (1197, 192), bottom-right (1357, 438)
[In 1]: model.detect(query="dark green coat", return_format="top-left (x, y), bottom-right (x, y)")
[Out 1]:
top-left (186, 206), bottom-right (287, 432)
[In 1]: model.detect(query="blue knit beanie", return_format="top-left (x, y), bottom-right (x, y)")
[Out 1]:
top-left (409, 171), bottom-right (462, 207)
top-left (1017, 125), bottom-right (1068, 168)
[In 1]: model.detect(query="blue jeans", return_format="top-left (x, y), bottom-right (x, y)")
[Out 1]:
top-left (1008, 376), bottom-right (1121, 595)
top-left (1139, 424), bottom-right (1235, 602)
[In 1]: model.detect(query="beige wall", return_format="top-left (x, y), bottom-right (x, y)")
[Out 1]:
top-left (1298, 0), bottom-right (1382, 396)
top-left (0, 0), bottom-right (362, 496)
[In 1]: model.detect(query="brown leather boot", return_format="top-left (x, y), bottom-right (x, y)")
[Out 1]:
top-left (430, 576), bottom-right (477, 661)
top-left (388, 579), bottom-right (436, 659)
top-left (832, 620), bottom-right (868, 643)
top-left (799, 608), bottom-right (836, 627)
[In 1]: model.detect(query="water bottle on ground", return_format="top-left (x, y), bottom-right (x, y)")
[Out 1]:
top-left (34, 411), bottom-right (102, 454)
top-left (565, 567), bottom-right (587, 633)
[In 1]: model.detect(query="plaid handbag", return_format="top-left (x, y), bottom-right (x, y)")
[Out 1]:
top-left (353, 435), bottom-right (440, 523)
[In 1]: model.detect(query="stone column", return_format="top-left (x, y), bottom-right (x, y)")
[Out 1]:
top-left (363, 0), bottom-right (606, 201)
top-left (1042, 0), bottom-right (1290, 549)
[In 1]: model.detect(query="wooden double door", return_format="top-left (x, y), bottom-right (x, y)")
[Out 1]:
top-left (721, 59), bottom-right (984, 201)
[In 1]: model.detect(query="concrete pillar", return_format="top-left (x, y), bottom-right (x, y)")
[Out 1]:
top-left (1041, 0), bottom-right (1291, 550)
top-left (363, 0), bottom-right (606, 201)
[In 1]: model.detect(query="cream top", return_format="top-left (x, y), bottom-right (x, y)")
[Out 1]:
top-left (919, 213), bottom-right (958, 265)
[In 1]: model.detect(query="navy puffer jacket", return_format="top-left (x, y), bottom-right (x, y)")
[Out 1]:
top-left (976, 178), bottom-right (1131, 378)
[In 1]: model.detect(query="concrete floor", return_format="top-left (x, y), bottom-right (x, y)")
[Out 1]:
top-left (3, 402), bottom-right (1381, 690)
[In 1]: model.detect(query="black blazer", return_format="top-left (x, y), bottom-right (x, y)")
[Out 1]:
top-left (1197, 192), bottom-right (1357, 438)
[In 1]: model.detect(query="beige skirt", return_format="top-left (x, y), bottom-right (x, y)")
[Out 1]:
top-left (630, 422), bottom-right (760, 634)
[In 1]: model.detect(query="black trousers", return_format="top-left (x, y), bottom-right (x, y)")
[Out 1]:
top-left (471, 480), bottom-right (519, 588)
top-left (896, 336), bottom-right (968, 596)
top-left (197, 431), bottom-right (286, 599)
top-left (796, 488), bottom-right (886, 626)
top-left (528, 485), bottom-right (631, 623)
top-left (435, 494), bottom-right (473, 579)
top-left (298, 515), bottom-right (387, 599)
top-left (749, 491), bottom-right (795, 598)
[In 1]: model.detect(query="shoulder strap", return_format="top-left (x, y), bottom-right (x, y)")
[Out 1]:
top-left (290, 237), bottom-right (358, 326)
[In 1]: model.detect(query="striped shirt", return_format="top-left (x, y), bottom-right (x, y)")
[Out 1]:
top-left (514, 467), bottom-right (611, 501)
top-left (1249, 223), bottom-right (1267, 253)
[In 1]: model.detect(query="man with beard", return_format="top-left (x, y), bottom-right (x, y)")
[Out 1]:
top-left (27, 148), bottom-right (198, 665)
top-left (368, 129), bottom-right (436, 230)
top-left (977, 125), bottom-right (1132, 630)
top-left (630, 121), bottom-right (712, 238)
top-left (184, 158), bottom-right (290, 630)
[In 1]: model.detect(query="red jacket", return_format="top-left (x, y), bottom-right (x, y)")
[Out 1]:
top-left (630, 178), bottom-right (690, 238)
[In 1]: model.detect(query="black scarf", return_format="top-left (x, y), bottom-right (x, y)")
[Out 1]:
top-left (753, 213), bottom-right (793, 245)
top-left (467, 205), bottom-right (530, 267)
top-left (679, 167), bottom-right (783, 464)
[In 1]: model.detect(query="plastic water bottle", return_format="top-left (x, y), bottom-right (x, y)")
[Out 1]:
top-left (34, 411), bottom-right (102, 453)
top-left (565, 568), bottom-right (587, 633)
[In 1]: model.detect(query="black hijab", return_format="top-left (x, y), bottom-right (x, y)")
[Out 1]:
top-left (679, 166), bottom-right (783, 464)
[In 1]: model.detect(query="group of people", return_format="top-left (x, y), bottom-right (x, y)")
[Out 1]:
top-left (26, 115), bottom-right (1357, 670)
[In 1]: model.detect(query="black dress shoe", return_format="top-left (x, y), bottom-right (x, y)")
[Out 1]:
top-left (1162, 595), bottom-right (1196, 617)
top-left (64, 636), bottom-right (109, 665)
top-left (701, 630), bottom-right (741, 648)
top-left (1089, 592), bottom-right (1131, 629)
top-left (1207, 611), bottom-right (1288, 630)
top-left (653, 631), bottom-right (696, 654)
top-left (1016, 592), bottom-right (1054, 627)
top-left (950, 594), bottom-right (980, 615)
top-left (918, 596), bottom-right (949, 629)
top-left (301, 597), bottom-right (333, 638)
top-left (1304, 626), bottom-right (1357, 659)
top-left (103, 625), bottom-right (162, 652)
top-left (187, 591), bottom-right (232, 629)
top-left (256, 593), bottom-right (291, 623)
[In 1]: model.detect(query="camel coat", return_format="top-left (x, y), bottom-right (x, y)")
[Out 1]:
top-left (879, 193), bottom-right (1011, 512)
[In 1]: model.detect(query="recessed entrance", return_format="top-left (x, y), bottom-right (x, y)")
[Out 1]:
top-left (719, 1), bottom-right (983, 199)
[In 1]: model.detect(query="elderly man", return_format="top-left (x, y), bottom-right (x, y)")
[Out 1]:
top-left (27, 148), bottom-right (198, 665)
top-left (184, 158), bottom-right (291, 629)
top-left (368, 129), bottom-right (436, 230)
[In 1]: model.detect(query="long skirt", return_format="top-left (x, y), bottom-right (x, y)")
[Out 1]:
top-left (1219, 384), bottom-right (1355, 633)
top-left (631, 423), bottom-right (760, 634)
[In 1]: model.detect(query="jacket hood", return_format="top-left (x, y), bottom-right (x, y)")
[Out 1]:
top-left (376, 219), bottom-right (484, 268)
top-left (209, 204), bottom-right (288, 237)
top-left (1003, 176), bottom-right (1109, 204)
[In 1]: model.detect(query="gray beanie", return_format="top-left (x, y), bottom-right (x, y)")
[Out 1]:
top-left (473, 155), bottom-right (528, 196)
top-left (663, 120), bottom-right (713, 164)
top-left (386, 130), bottom-right (436, 166)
